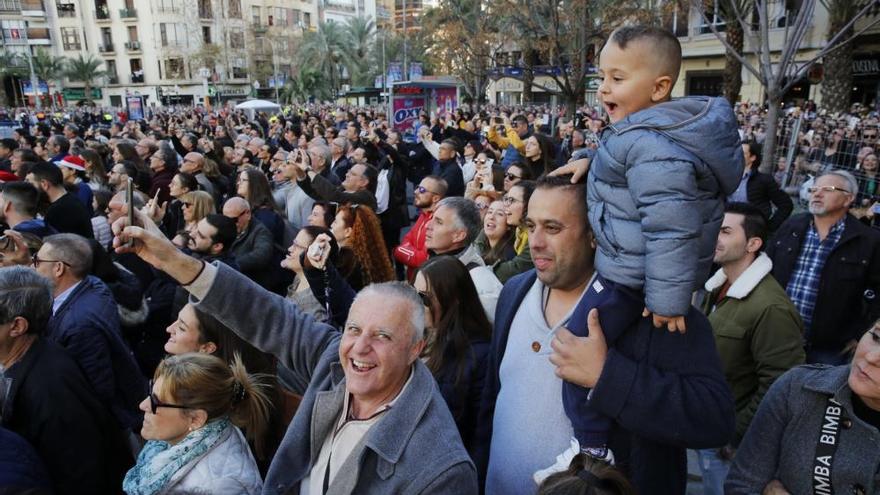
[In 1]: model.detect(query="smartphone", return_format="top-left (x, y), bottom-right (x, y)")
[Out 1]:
top-left (308, 243), bottom-right (325, 260)
top-left (873, 204), bottom-right (880, 214)
top-left (493, 117), bottom-right (503, 125)
top-left (125, 177), bottom-right (134, 248)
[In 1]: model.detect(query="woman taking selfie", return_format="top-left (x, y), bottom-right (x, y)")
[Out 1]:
top-left (124, 353), bottom-right (272, 495)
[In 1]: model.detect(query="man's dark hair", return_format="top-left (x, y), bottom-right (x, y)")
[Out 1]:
top-left (1, 181), bottom-right (41, 217)
top-left (609, 25), bottom-right (682, 81)
top-left (362, 163), bottom-right (379, 194)
top-left (0, 266), bottom-right (53, 335)
top-left (725, 202), bottom-right (768, 250)
top-left (50, 135), bottom-right (70, 154)
top-left (204, 213), bottom-right (237, 252)
top-left (241, 149), bottom-right (255, 163)
top-left (14, 148), bottom-right (39, 164)
top-left (0, 138), bottom-right (18, 152)
top-left (29, 161), bottom-right (64, 187)
top-left (742, 139), bottom-right (762, 170)
top-left (512, 115), bottom-right (529, 126)
top-left (535, 174), bottom-right (589, 227)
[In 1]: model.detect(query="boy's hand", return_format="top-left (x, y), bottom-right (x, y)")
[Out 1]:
top-left (549, 158), bottom-right (590, 183)
top-left (642, 307), bottom-right (687, 333)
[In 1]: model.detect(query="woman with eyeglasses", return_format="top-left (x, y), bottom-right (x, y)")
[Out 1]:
top-left (281, 226), bottom-right (336, 324)
top-left (124, 353), bottom-right (271, 495)
top-left (726, 320), bottom-right (880, 494)
top-left (329, 203), bottom-right (394, 291)
top-left (163, 303), bottom-right (282, 471)
top-left (413, 255), bottom-right (491, 458)
top-left (172, 190), bottom-right (214, 248)
top-left (155, 172), bottom-right (199, 239)
top-left (490, 180), bottom-right (536, 283)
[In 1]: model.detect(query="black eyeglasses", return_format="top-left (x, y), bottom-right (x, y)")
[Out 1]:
top-left (32, 254), bottom-right (71, 268)
top-left (504, 173), bottom-right (522, 181)
top-left (181, 201), bottom-right (193, 207)
top-left (148, 379), bottom-right (191, 415)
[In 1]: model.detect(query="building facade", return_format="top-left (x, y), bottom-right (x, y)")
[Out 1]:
top-left (1, 0), bottom-right (320, 108)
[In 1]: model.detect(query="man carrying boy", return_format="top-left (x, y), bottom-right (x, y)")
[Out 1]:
top-left (544, 24), bottom-right (742, 478)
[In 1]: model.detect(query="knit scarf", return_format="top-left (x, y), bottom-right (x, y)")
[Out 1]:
top-left (514, 226), bottom-right (529, 255)
top-left (123, 417), bottom-right (231, 495)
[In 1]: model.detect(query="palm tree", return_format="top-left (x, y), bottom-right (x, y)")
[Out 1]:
top-left (282, 67), bottom-right (327, 102)
top-left (297, 21), bottom-right (349, 96)
top-left (64, 53), bottom-right (106, 104)
top-left (0, 51), bottom-right (25, 106)
top-left (819, 0), bottom-right (861, 113)
top-left (32, 49), bottom-right (66, 107)
top-left (343, 16), bottom-right (375, 86)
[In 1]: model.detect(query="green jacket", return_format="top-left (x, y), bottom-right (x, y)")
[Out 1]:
top-left (702, 253), bottom-right (805, 445)
top-left (473, 231), bottom-right (533, 284)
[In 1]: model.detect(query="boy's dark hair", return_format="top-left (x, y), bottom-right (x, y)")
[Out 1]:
top-left (204, 213), bottom-right (237, 252)
top-left (742, 139), bottom-right (762, 169)
top-left (29, 161), bottom-right (64, 187)
top-left (610, 25), bottom-right (682, 81)
top-left (725, 202), bottom-right (768, 251)
top-left (535, 173), bottom-right (588, 226)
top-left (512, 115), bottom-right (529, 126)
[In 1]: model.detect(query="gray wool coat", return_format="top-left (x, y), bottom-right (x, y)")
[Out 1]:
top-left (190, 262), bottom-right (478, 495)
top-left (726, 364), bottom-right (880, 494)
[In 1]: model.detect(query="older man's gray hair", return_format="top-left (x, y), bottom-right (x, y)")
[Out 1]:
top-left (437, 197), bottom-right (482, 245)
top-left (355, 282), bottom-right (426, 343)
top-left (43, 234), bottom-right (93, 279)
top-left (332, 137), bottom-right (349, 155)
top-left (820, 170), bottom-right (859, 200)
top-left (309, 143), bottom-right (333, 167)
top-left (0, 266), bottom-right (53, 334)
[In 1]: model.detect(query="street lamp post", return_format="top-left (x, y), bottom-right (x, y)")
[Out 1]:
top-left (272, 39), bottom-right (279, 104)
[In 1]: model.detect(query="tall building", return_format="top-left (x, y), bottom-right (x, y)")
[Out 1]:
top-left (0, 0), bottom-right (54, 105)
top-left (318, 0), bottom-right (376, 24)
top-left (1, 0), bottom-right (319, 108)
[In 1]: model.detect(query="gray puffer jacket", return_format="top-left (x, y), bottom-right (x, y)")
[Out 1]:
top-left (587, 96), bottom-right (743, 316)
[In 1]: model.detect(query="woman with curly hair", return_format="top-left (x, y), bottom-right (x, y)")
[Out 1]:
top-left (329, 203), bottom-right (394, 290)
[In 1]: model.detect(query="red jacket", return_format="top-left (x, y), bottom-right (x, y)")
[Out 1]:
top-left (393, 210), bottom-right (433, 281)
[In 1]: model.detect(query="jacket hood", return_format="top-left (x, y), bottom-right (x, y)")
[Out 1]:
top-left (611, 96), bottom-right (744, 195)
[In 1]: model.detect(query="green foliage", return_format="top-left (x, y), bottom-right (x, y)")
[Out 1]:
top-left (64, 53), bottom-right (106, 103)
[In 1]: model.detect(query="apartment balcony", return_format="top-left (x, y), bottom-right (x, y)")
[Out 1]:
top-left (252, 25), bottom-right (267, 34)
top-left (107, 75), bottom-right (119, 84)
top-left (124, 40), bottom-right (141, 51)
top-left (98, 43), bottom-right (115, 53)
top-left (21, 0), bottom-right (46, 17)
top-left (199, 8), bottom-right (213, 19)
top-left (95, 6), bottom-right (111, 21)
top-left (130, 73), bottom-right (144, 83)
top-left (26, 27), bottom-right (51, 44)
top-left (56, 2), bottom-right (76, 17)
top-left (119, 7), bottom-right (136, 19)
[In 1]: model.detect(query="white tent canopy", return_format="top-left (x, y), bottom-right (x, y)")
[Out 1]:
top-left (234, 99), bottom-right (281, 119)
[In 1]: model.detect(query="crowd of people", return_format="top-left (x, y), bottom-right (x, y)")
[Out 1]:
top-left (0, 24), bottom-right (878, 495)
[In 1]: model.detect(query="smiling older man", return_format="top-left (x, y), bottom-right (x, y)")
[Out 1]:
top-left (112, 212), bottom-right (477, 495)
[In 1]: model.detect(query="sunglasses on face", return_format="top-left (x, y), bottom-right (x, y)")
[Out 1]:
top-left (415, 186), bottom-right (437, 195)
top-left (147, 379), bottom-right (190, 415)
top-left (504, 173), bottom-right (522, 181)
top-left (181, 202), bottom-right (193, 207)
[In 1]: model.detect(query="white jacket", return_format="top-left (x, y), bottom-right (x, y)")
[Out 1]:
top-left (162, 425), bottom-right (262, 495)
top-left (457, 243), bottom-right (503, 324)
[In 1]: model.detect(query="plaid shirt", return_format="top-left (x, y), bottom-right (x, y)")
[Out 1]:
top-left (785, 218), bottom-right (846, 333)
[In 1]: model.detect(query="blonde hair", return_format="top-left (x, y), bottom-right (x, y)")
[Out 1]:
top-left (155, 352), bottom-right (273, 455)
top-left (180, 190), bottom-right (215, 223)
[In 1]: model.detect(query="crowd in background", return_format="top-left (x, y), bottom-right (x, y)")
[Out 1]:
top-left (0, 86), bottom-right (877, 495)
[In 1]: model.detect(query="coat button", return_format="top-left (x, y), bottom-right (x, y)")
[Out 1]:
top-left (842, 418), bottom-right (853, 429)
top-left (841, 256), bottom-right (847, 262)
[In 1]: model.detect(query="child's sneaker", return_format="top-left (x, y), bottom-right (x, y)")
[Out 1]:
top-left (533, 438), bottom-right (581, 485)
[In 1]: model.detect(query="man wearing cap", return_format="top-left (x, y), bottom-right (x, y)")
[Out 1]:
top-left (57, 155), bottom-right (94, 217)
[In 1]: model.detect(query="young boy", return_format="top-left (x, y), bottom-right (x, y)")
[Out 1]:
top-left (535, 25), bottom-right (743, 481)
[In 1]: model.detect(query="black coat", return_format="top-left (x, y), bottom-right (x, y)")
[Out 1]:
top-left (434, 340), bottom-right (490, 461)
top-left (745, 171), bottom-right (793, 231)
top-left (1, 339), bottom-right (130, 494)
top-left (766, 213), bottom-right (880, 351)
